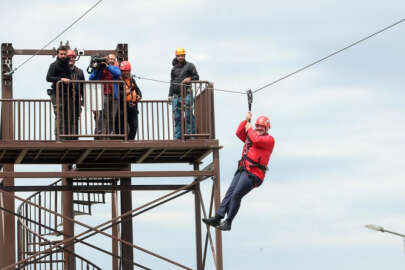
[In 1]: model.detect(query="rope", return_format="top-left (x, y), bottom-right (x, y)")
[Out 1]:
top-left (253, 17), bottom-right (405, 94)
top-left (133, 75), bottom-right (245, 95)
top-left (6, 0), bottom-right (103, 75)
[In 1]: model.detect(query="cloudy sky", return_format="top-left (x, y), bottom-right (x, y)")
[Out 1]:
top-left (2, 0), bottom-right (405, 269)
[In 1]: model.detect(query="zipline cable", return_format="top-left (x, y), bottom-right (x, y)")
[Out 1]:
top-left (253, 17), bottom-right (405, 94)
top-left (5, 0), bottom-right (103, 75)
top-left (133, 74), bottom-right (246, 95)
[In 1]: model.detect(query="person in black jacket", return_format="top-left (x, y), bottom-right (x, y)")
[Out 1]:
top-left (67, 49), bottom-right (85, 138)
top-left (168, 48), bottom-right (199, 139)
top-left (46, 45), bottom-right (72, 139)
top-left (116, 61), bottom-right (142, 140)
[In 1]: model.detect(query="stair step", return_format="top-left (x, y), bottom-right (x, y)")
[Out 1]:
top-left (41, 230), bottom-right (63, 237)
top-left (73, 210), bottom-right (90, 216)
top-left (72, 200), bottom-right (93, 205)
top-left (27, 239), bottom-right (63, 246)
top-left (35, 259), bottom-right (65, 264)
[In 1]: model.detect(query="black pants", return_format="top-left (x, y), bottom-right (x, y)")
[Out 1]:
top-left (116, 105), bottom-right (138, 140)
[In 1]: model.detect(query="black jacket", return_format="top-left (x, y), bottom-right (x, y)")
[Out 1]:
top-left (46, 58), bottom-right (71, 92)
top-left (71, 66), bottom-right (85, 102)
top-left (169, 58), bottom-right (199, 97)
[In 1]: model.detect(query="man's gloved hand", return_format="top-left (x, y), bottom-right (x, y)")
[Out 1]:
top-left (246, 111), bottom-right (252, 122)
top-left (168, 96), bottom-right (173, 104)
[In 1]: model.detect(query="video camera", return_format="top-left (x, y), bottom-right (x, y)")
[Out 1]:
top-left (87, 55), bottom-right (108, 74)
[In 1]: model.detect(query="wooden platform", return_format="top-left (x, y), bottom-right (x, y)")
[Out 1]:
top-left (0, 139), bottom-right (220, 164)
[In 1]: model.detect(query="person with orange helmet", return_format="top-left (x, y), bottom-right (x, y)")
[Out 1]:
top-left (203, 112), bottom-right (275, 231)
top-left (169, 48), bottom-right (199, 139)
top-left (116, 60), bottom-right (142, 140)
top-left (66, 49), bottom-right (85, 139)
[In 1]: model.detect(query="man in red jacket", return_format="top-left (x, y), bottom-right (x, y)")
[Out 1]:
top-left (203, 112), bottom-right (275, 231)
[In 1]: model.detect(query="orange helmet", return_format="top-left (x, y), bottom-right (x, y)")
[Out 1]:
top-left (67, 49), bottom-right (76, 58)
top-left (255, 116), bottom-right (270, 131)
top-left (175, 48), bottom-right (186, 56)
top-left (120, 61), bottom-right (131, 71)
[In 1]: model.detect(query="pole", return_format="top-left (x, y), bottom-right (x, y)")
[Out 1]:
top-left (194, 162), bottom-right (203, 270)
top-left (62, 164), bottom-right (75, 270)
top-left (213, 149), bottom-right (223, 270)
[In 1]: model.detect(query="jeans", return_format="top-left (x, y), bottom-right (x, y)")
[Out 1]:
top-left (216, 170), bottom-right (254, 224)
top-left (172, 94), bottom-right (196, 139)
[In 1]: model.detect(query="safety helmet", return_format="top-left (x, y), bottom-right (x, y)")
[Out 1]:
top-left (175, 48), bottom-right (186, 56)
top-left (255, 116), bottom-right (270, 131)
top-left (67, 49), bottom-right (76, 58)
top-left (120, 61), bottom-right (131, 71)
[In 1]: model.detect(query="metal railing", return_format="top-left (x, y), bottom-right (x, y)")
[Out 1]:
top-left (16, 179), bottom-right (108, 269)
top-left (181, 81), bottom-right (215, 140)
top-left (0, 81), bottom-right (215, 141)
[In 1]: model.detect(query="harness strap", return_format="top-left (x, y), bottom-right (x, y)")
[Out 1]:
top-left (238, 155), bottom-right (268, 173)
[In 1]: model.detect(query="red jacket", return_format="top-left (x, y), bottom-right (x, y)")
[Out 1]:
top-left (236, 120), bottom-right (275, 181)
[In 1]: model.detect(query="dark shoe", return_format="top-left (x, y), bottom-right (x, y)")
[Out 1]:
top-left (202, 216), bottom-right (221, 227)
top-left (216, 220), bottom-right (231, 231)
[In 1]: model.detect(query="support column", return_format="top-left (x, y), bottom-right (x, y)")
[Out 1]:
top-left (111, 182), bottom-right (119, 270)
top-left (0, 43), bottom-right (15, 268)
top-left (120, 164), bottom-right (133, 270)
top-left (62, 164), bottom-right (75, 270)
top-left (0, 164), bottom-right (15, 267)
top-left (193, 163), bottom-right (203, 270)
top-left (213, 150), bottom-right (223, 270)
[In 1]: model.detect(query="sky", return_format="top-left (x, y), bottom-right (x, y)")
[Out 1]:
top-left (1, 0), bottom-right (405, 269)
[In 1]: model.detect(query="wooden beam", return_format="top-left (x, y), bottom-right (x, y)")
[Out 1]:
top-left (94, 149), bottom-right (105, 161)
top-left (15, 149), bottom-right (28, 164)
top-left (76, 149), bottom-right (92, 164)
top-left (136, 148), bottom-right (154, 163)
top-left (179, 149), bottom-right (193, 160)
top-left (153, 149), bottom-right (166, 160)
top-left (0, 185), bottom-right (187, 192)
top-left (33, 149), bottom-right (42, 160)
top-left (0, 150), bottom-right (6, 160)
top-left (60, 149), bottom-right (70, 162)
top-left (0, 170), bottom-right (215, 178)
top-left (120, 149), bottom-right (132, 160)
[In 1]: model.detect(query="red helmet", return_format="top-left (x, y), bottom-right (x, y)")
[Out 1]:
top-left (120, 61), bottom-right (131, 71)
top-left (67, 49), bottom-right (76, 58)
top-left (255, 116), bottom-right (270, 131)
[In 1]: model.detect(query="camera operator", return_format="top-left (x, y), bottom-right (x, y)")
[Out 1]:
top-left (89, 53), bottom-right (121, 137)
top-left (46, 45), bottom-right (71, 138)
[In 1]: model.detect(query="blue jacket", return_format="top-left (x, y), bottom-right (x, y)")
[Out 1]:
top-left (89, 65), bottom-right (121, 99)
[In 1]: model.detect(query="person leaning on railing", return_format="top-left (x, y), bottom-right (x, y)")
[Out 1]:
top-left (168, 48), bottom-right (199, 140)
top-left (46, 45), bottom-right (72, 138)
top-left (115, 60), bottom-right (142, 140)
top-left (89, 53), bottom-right (121, 136)
top-left (67, 49), bottom-right (85, 139)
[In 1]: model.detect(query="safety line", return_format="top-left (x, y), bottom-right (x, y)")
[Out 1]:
top-left (7, 0), bottom-right (103, 75)
top-left (134, 75), bottom-right (246, 95)
top-left (253, 17), bottom-right (405, 94)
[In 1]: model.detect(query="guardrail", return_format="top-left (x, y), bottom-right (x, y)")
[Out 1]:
top-left (0, 81), bottom-right (215, 141)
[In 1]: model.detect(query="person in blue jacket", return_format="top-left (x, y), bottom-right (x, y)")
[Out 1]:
top-left (89, 54), bottom-right (121, 136)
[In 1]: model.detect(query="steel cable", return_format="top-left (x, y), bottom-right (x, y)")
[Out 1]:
top-left (253, 17), bottom-right (405, 94)
top-left (7, 0), bottom-right (103, 75)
